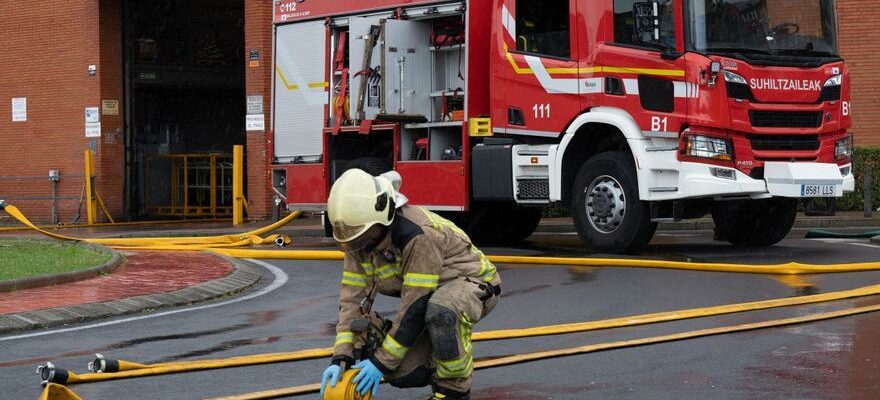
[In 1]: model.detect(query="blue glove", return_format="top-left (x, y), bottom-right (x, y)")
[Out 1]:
top-left (352, 359), bottom-right (383, 396)
top-left (320, 364), bottom-right (341, 394)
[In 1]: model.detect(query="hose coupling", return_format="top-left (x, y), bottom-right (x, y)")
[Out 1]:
top-left (0, 200), bottom-right (6, 210)
top-left (88, 354), bottom-right (120, 373)
top-left (36, 362), bottom-right (69, 386)
top-left (274, 235), bottom-right (290, 248)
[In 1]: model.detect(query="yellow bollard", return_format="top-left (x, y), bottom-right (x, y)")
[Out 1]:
top-left (233, 145), bottom-right (244, 226)
top-left (84, 150), bottom-right (97, 225)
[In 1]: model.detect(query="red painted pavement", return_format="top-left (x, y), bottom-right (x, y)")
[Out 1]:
top-left (0, 251), bottom-right (234, 314)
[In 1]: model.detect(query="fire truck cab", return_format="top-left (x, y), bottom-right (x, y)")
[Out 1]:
top-left (271, 0), bottom-right (854, 253)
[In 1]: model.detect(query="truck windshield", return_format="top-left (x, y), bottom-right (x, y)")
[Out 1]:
top-left (688, 0), bottom-right (839, 58)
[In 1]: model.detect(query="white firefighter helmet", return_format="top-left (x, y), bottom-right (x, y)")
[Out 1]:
top-left (327, 169), bottom-right (401, 242)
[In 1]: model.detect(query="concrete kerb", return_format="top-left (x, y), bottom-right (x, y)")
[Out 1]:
top-left (0, 241), bottom-right (123, 293)
top-left (0, 255), bottom-right (263, 335)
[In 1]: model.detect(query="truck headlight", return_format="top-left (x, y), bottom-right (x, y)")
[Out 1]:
top-left (722, 70), bottom-right (747, 85)
top-left (835, 135), bottom-right (853, 161)
top-left (824, 74), bottom-right (843, 87)
top-left (683, 134), bottom-right (734, 162)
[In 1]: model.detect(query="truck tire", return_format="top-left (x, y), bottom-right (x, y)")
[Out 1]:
top-left (712, 198), bottom-right (797, 246)
top-left (456, 203), bottom-right (542, 245)
top-left (570, 152), bottom-right (656, 254)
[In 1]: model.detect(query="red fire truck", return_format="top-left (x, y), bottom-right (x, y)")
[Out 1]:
top-left (269, 0), bottom-right (854, 253)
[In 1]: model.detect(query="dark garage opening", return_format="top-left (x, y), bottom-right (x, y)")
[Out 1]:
top-left (123, 0), bottom-right (245, 218)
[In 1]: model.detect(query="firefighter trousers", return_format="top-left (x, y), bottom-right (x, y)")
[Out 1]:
top-left (385, 276), bottom-right (500, 397)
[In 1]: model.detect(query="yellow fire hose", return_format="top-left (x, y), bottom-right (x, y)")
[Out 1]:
top-left (1, 204), bottom-right (299, 249)
top-left (205, 302), bottom-right (880, 400)
top-left (0, 218), bottom-right (231, 233)
top-left (36, 280), bottom-right (880, 387)
top-left (11, 201), bottom-right (880, 399)
top-left (38, 299), bottom-right (880, 400)
top-left (37, 383), bottom-right (83, 400)
top-left (210, 248), bottom-right (880, 275)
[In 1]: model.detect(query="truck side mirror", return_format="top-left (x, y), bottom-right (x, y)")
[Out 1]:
top-left (633, 2), bottom-right (660, 44)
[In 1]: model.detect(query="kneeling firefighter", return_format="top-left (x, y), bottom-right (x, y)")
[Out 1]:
top-left (320, 169), bottom-right (501, 400)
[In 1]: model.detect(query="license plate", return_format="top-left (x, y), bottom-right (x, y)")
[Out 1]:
top-left (800, 184), bottom-right (838, 197)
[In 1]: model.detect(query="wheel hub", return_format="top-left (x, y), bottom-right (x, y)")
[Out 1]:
top-left (585, 175), bottom-right (626, 234)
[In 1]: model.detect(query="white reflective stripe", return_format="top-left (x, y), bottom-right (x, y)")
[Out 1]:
top-left (505, 127), bottom-right (560, 138)
top-left (524, 56), bottom-right (605, 95)
top-left (524, 56), bottom-right (580, 94)
top-left (673, 82), bottom-right (700, 99)
top-left (501, 4), bottom-right (516, 40)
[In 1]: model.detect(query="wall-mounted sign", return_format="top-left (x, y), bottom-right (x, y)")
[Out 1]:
top-left (85, 122), bottom-right (101, 137)
top-left (11, 97), bottom-right (26, 122)
top-left (102, 100), bottom-right (119, 116)
top-left (246, 114), bottom-right (265, 131)
top-left (85, 107), bottom-right (101, 137)
top-left (249, 49), bottom-right (261, 68)
top-left (85, 107), bottom-right (100, 123)
top-left (247, 96), bottom-right (263, 114)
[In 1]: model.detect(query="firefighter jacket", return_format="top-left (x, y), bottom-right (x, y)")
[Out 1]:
top-left (332, 205), bottom-right (500, 373)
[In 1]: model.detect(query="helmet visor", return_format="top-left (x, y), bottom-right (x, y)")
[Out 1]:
top-left (332, 221), bottom-right (370, 243)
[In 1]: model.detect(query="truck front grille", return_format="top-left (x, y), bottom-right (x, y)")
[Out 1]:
top-left (749, 134), bottom-right (820, 151)
top-left (749, 111), bottom-right (823, 128)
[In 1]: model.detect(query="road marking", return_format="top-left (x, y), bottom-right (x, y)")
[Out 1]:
top-left (807, 238), bottom-right (880, 249)
top-left (0, 260), bottom-right (288, 342)
top-left (848, 242), bottom-right (880, 249)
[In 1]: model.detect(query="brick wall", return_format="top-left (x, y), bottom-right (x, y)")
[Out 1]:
top-left (98, 0), bottom-right (125, 220)
top-left (244, 0), bottom-right (275, 220)
top-left (0, 1), bottom-right (123, 225)
top-left (838, 0), bottom-right (880, 147)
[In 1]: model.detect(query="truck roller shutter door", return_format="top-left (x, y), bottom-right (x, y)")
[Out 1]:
top-left (274, 21), bottom-right (328, 162)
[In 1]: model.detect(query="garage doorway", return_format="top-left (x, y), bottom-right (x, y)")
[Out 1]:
top-left (122, 0), bottom-right (245, 218)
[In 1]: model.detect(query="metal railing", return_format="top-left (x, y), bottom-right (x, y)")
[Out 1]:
top-left (145, 153), bottom-right (234, 218)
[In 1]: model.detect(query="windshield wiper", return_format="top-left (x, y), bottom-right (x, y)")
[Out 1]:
top-left (705, 47), bottom-right (773, 55)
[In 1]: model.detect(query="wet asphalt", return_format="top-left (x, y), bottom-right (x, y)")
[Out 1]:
top-left (2, 228), bottom-right (880, 400)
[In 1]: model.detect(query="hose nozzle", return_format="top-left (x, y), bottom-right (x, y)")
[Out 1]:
top-left (0, 200), bottom-right (6, 210)
top-left (36, 362), bottom-right (70, 386)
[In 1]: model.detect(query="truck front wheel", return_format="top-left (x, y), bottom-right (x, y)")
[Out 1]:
top-left (712, 198), bottom-right (797, 246)
top-left (570, 152), bottom-right (656, 254)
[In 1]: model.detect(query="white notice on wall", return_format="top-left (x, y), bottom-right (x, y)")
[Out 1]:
top-left (85, 107), bottom-right (100, 123)
top-left (247, 96), bottom-right (263, 114)
top-left (12, 97), bottom-right (26, 122)
top-left (246, 114), bottom-right (265, 131)
top-left (85, 122), bottom-right (101, 138)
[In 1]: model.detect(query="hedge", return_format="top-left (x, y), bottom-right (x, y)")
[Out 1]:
top-left (837, 147), bottom-right (880, 212)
